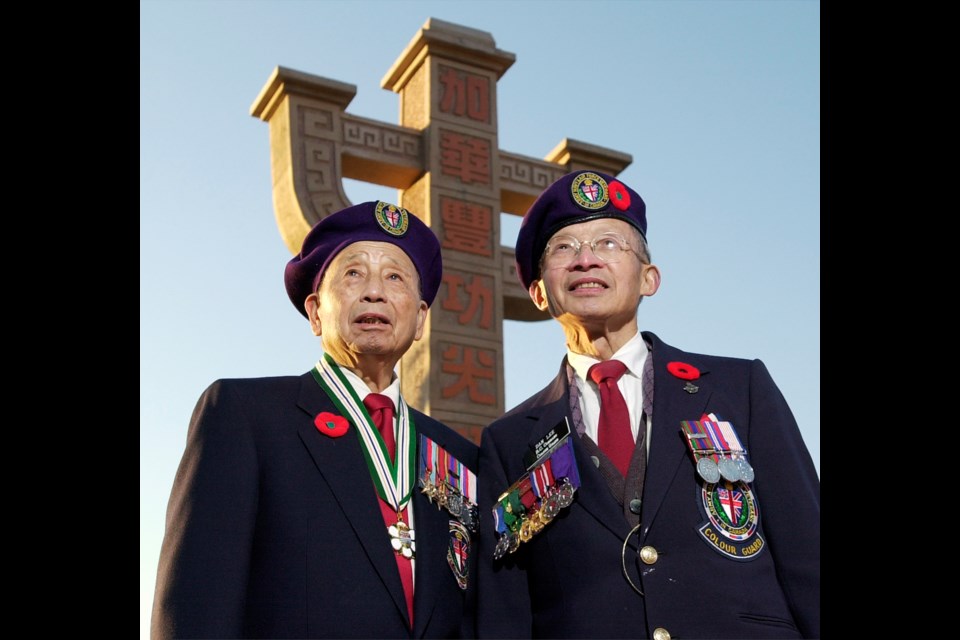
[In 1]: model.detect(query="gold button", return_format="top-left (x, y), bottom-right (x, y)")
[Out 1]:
top-left (653, 628), bottom-right (671, 640)
top-left (639, 545), bottom-right (659, 565)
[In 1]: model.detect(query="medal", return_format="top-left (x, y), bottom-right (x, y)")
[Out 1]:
top-left (493, 533), bottom-right (511, 559)
top-left (556, 481), bottom-right (575, 508)
top-left (490, 423), bottom-right (582, 558)
top-left (707, 413), bottom-right (755, 485)
top-left (312, 356), bottom-right (417, 559)
top-left (447, 492), bottom-right (464, 517)
top-left (418, 434), bottom-right (478, 531)
top-left (388, 520), bottom-right (416, 559)
top-left (508, 531), bottom-right (520, 554)
top-left (697, 457), bottom-right (721, 483)
top-left (683, 416), bottom-right (756, 486)
top-left (519, 518), bottom-right (534, 543)
top-left (540, 494), bottom-right (560, 522)
top-left (718, 456), bottom-right (741, 482)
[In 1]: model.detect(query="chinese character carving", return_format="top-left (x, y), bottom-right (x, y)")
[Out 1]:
top-left (441, 344), bottom-right (496, 404)
top-left (440, 198), bottom-right (493, 256)
top-left (442, 273), bottom-right (494, 329)
top-left (440, 130), bottom-right (491, 185)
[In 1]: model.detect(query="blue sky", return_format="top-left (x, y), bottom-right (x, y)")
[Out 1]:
top-left (140, 1), bottom-right (819, 634)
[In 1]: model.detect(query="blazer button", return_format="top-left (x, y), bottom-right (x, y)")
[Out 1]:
top-left (653, 627), bottom-right (671, 640)
top-left (639, 545), bottom-right (659, 565)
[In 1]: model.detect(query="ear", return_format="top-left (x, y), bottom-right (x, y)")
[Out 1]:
top-left (304, 293), bottom-right (322, 336)
top-left (528, 280), bottom-right (549, 311)
top-left (413, 300), bottom-right (429, 341)
top-left (640, 263), bottom-right (661, 297)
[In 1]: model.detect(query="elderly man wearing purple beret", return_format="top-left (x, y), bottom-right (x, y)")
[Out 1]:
top-left (476, 171), bottom-right (820, 639)
top-left (153, 202), bottom-right (478, 639)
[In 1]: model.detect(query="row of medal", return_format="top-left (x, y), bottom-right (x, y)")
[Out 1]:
top-left (680, 413), bottom-right (755, 484)
top-left (418, 434), bottom-right (479, 533)
top-left (492, 436), bottom-right (581, 559)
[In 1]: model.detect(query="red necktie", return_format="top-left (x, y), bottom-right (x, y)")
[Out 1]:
top-left (364, 392), bottom-right (396, 461)
top-left (363, 393), bottom-right (414, 627)
top-left (589, 360), bottom-right (635, 476)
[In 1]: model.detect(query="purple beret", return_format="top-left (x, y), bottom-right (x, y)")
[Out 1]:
top-left (514, 170), bottom-right (646, 289)
top-left (284, 201), bottom-right (442, 318)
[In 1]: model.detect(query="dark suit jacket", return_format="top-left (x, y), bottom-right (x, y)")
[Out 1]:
top-left (476, 332), bottom-right (819, 639)
top-left (152, 372), bottom-right (479, 639)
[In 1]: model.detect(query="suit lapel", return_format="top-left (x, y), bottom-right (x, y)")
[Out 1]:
top-left (522, 366), bottom-right (634, 544)
top-left (640, 335), bottom-right (713, 536)
top-left (294, 373), bottom-right (410, 626)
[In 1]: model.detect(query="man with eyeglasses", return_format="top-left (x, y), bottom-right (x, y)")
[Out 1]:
top-left (475, 170), bottom-right (819, 639)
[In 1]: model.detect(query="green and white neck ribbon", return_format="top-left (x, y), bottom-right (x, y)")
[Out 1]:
top-left (311, 354), bottom-right (417, 512)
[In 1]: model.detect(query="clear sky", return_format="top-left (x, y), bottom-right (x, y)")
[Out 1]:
top-left (140, 1), bottom-right (819, 635)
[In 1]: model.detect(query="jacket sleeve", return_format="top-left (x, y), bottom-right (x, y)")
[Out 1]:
top-left (475, 425), bottom-right (534, 638)
top-left (151, 380), bottom-right (259, 639)
top-left (748, 359), bottom-right (820, 638)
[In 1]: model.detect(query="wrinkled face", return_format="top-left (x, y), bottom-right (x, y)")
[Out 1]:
top-left (306, 241), bottom-right (427, 367)
top-left (529, 218), bottom-right (660, 328)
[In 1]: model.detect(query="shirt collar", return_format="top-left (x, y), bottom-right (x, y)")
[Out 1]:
top-left (566, 331), bottom-right (650, 384)
top-left (338, 364), bottom-right (401, 408)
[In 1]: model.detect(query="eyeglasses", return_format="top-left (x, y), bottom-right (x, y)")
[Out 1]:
top-left (542, 232), bottom-right (635, 268)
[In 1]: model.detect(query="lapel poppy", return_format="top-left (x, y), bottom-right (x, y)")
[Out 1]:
top-left (666, 361), bottom-right (700, 381)
top-left (315, 411), bottom-right (349, 438)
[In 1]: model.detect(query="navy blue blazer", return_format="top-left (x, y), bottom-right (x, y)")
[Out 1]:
top-left (152, 372), bottom-right (479, 639)
top-left (476, 332), bottom-right (819, 639)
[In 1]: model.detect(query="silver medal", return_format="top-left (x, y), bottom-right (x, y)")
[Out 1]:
top-left (718, 457), bottom-right (741, 482)
top-left (736, 457), bottom-right (755, 483)
top-left (696, 457), bottom-right (721, 483)
top-left (556, 482), bottom-right (575, 508)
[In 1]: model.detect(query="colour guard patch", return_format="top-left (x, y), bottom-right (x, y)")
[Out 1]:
top-left (696, 480), bottom-right (765, 561)
top-left (374, 201), bottom-right (410, 236)
top-left (447, 520), bottom-right (470, 590)
top-left (570, 172), bottom-right (610, 210)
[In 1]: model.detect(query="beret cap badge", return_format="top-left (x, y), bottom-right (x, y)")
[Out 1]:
top-left (375, 201), bottom-right (410, 237)
top-left (570, 172), bottom-right (610, 211)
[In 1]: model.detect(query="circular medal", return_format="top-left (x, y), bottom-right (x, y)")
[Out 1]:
top-left (718, 457), bottom-right (741, 482)
top-left (528, 512), bottom-right (544, 534)
top-left (493, 534), bottom-right (510, 560)
top-left (737, 458), bottom-right (755, 483)
top-left (458, 505), bottom-right (475, 531)
top-left (696, 457), bottom-right (721, 483)
top-left (541, 494), bottom-right (560, 522)
top-left (557, 482), bottom-right (575, 508)
top-left (508, 531), bottom-right (520, 554)
top-left (446, 493), bottom-right (463, 517)
top-left (519, 518), bottom-right (534, 543)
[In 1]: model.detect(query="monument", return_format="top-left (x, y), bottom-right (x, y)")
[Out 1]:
top-left (251, 18), bottom-right (632, 442)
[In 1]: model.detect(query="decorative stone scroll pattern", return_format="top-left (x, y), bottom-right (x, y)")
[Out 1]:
top-left (342, 115), bottom-right (422, 159)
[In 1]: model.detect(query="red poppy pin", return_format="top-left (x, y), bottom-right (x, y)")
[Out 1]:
top-left (667, 361), bottom-right (700, 381)
top-left (609, 181), bottom-right (631, 211)
top-left (315, 411), bottom-right (349, 438)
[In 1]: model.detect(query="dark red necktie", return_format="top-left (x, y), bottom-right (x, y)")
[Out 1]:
top-left (364, 392), bottom-right (396, 461)
top-left (589, 360), bottom-right (635, 476)
top-left (363, 393), bottom-right (414, 627)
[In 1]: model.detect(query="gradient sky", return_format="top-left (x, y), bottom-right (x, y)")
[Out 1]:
top-left (140, 1), bottom-right (819, 635)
